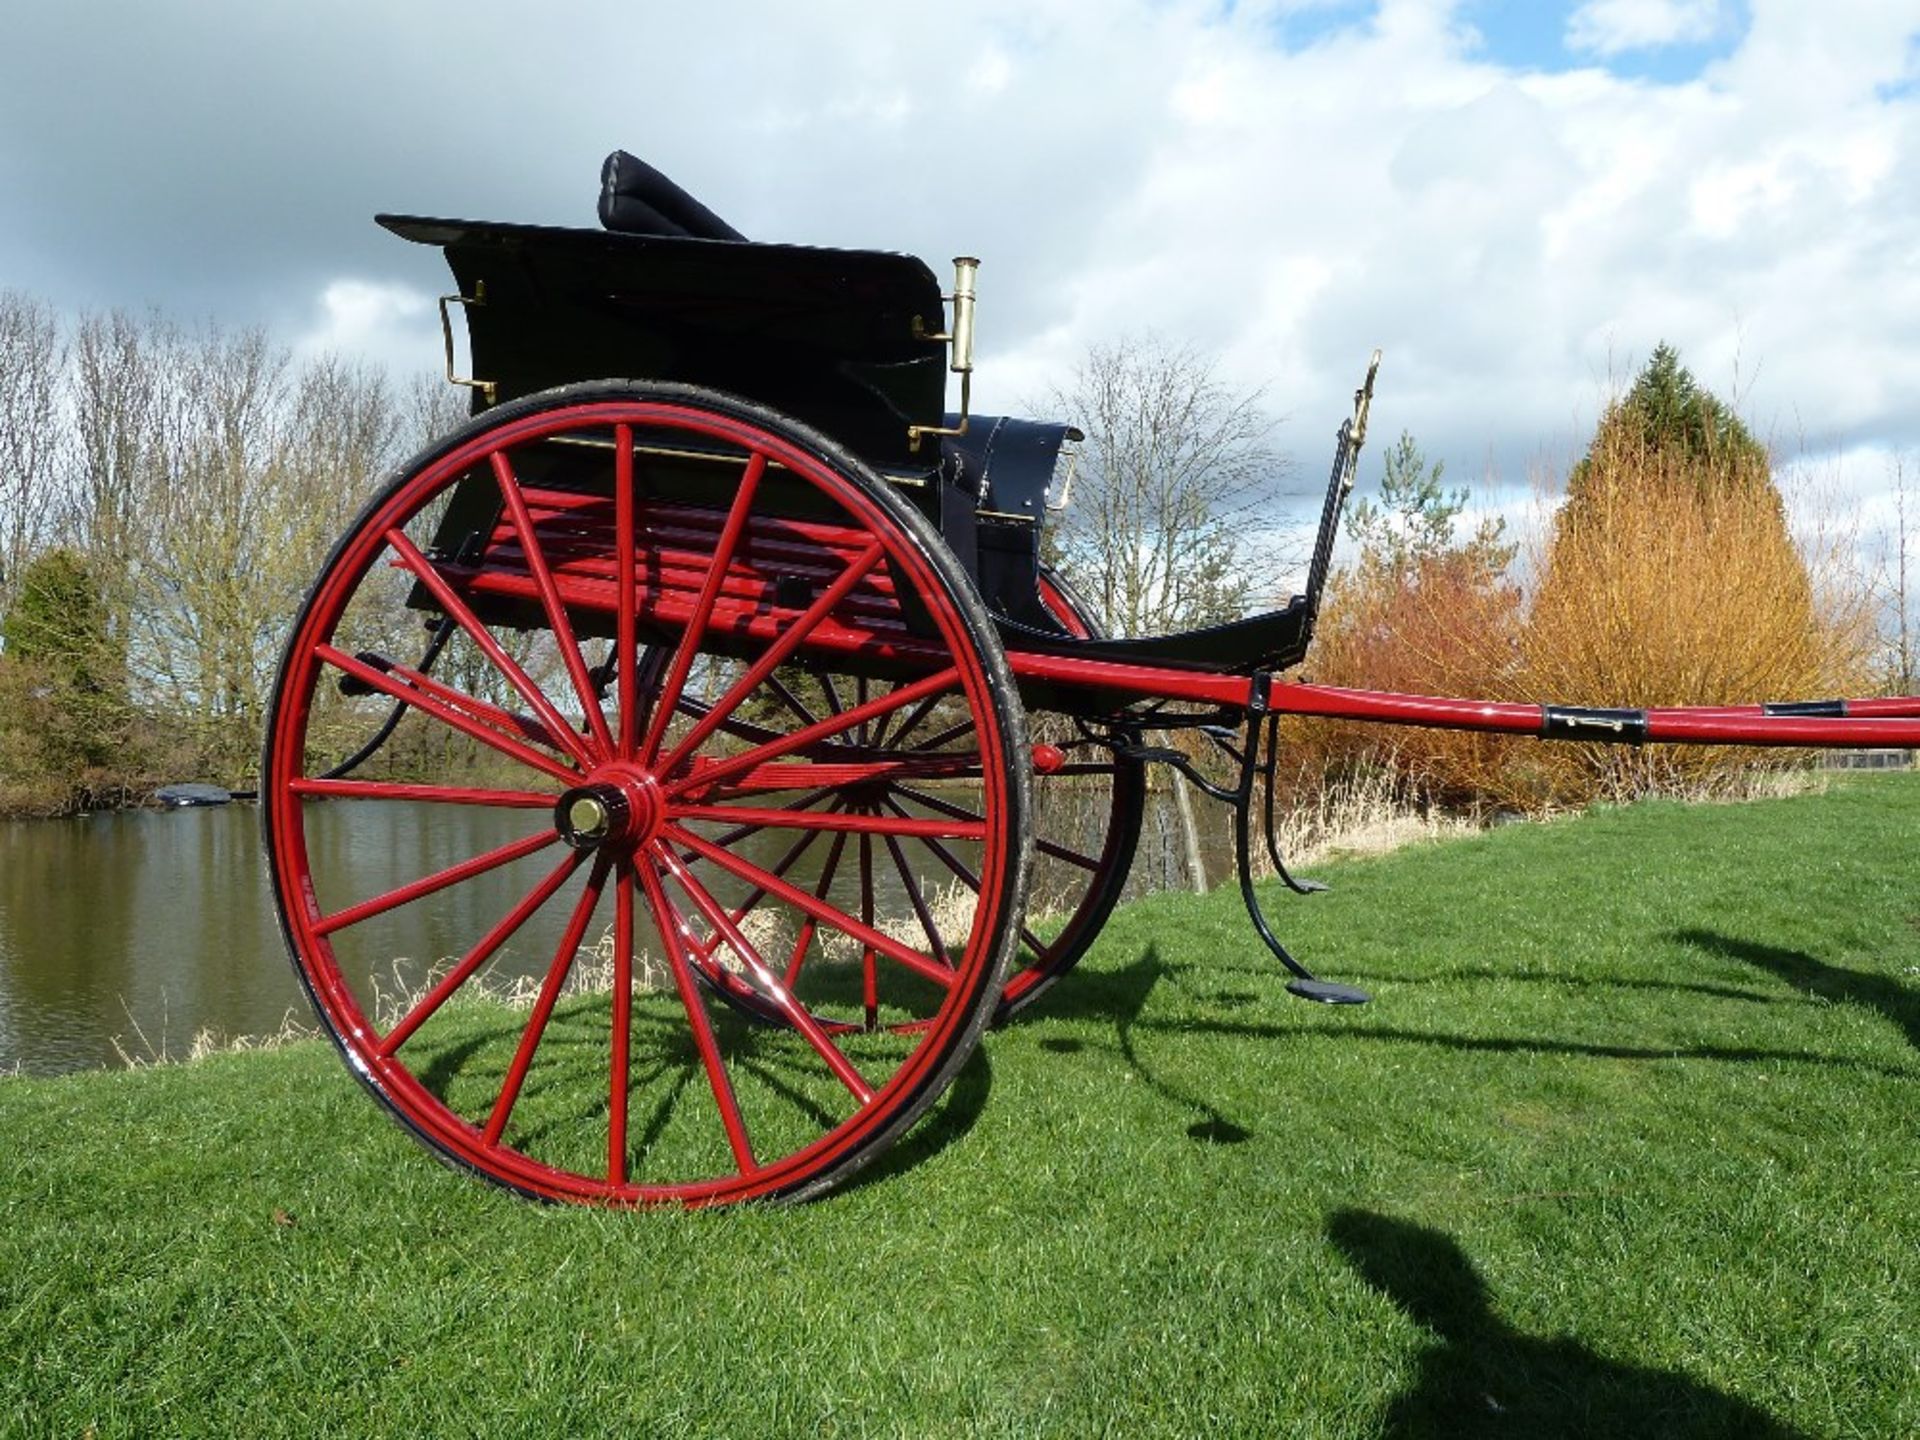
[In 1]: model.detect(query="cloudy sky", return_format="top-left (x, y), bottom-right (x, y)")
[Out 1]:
top-left (2, 0), bottom-right (1916, 533)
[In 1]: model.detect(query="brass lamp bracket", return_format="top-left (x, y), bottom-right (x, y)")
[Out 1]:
top-left (1351, 348), bottom-right (1382, 448)
top-left (438, 282), bottom-right (498, 406)
top-left (907, 257), bottom-right (980, 452)
top-left (1045, 442), bottom-right (1081, 513)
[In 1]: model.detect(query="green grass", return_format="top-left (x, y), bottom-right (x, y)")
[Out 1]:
top-left (5, 776), bottom-right (1918, 1438)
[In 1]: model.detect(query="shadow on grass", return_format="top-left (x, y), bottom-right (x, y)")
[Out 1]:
top-left (1018, 940), bottom-right (1917, 1152)
top-left (836, 1040), bottom-right (996, 1196)
top-left (1331, 965), bottom-right (1787, 1007)
top-left (1028, 946), bottom-right (1254, 1145)
top-left (1327, 1209), bottom-right (1809, 1439)
top-left (1673, 928), bottom-right (1920, 1055)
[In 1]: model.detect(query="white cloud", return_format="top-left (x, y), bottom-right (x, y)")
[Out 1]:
top-left (294, 279), bottom-right (438, 380)
top-left (966, 47), bottom-right (1013, 95)
top-left (1, 0), bottom-right (1916, 538)
top-left (1566, 0), bottom-right (1725, 57)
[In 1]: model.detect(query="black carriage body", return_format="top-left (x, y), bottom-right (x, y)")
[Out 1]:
top-left (379, 214), bottom-right (1110, 682)
top-left (380, 200), bottom-right (1324, 703)
top-left (378, 215), bottom-right (950, 475)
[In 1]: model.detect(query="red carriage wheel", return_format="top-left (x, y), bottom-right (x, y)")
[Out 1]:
top-left (262, 382), bottom-right (1030, 1206)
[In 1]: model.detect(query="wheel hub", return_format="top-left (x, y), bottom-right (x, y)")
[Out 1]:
top-left (554, 770), bottom-right (663, 850)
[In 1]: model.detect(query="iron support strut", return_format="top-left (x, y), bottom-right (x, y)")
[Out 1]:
top-left (1232, 674), bottom-right (1369, 1005)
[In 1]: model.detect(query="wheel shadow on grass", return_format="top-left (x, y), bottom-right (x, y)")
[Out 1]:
top-left (1672, 928), bottom-right (1920, 1056)
top-left (1327, 1209), bottom-right (1809, 1439)
top-left (835, 1041), bottom-right (996, 1196)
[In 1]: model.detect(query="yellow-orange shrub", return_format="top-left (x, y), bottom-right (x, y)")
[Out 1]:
top-left (1290, 550), bottom-right (1525, 810)
top-left (1514, 419), bottom-right (1871, 805)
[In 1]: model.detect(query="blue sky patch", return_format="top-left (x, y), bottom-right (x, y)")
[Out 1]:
top-left (1265, 0), bottom-right (1374, 50)
top-left (1466, 1), bottom-right (1749, 82)
top-left (1256, 1), bottom-right (1751, 83)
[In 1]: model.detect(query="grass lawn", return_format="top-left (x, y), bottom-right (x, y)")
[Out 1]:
top-left (3, 775), bottom-right (1916, 1437)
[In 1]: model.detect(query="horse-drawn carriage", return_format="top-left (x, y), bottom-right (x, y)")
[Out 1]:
top-left (263, 153), bottom-right (1918, 1206)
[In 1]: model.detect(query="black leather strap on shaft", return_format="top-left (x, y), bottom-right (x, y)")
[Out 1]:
top-left (1540, 705), bottom-right (1649, 744)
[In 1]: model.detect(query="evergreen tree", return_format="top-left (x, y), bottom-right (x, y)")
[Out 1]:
top-left (1345, 430), bottom-right (1514, 580)
top-left (0, 548), bottom-right (133, 793)
top-left (1567, 342), bottom-right (1771, 507)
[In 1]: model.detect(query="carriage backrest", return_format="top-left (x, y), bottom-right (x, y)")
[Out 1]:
top-left (376, 213), bottom-right (951, 477)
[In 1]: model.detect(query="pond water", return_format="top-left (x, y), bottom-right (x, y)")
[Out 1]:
top-left (1, 790), bottom-right (1231, 1076)
top-left (1, 807), bottom-right (293, 1075)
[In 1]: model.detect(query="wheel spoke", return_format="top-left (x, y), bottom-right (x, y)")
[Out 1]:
top-left (289, 778), bottom-right (556, 809)
top-left (859, 831), bottom-right (878, 1029)
top-left (879, 797), bottom-right (1049, 959)
top-left (880, 829), bottom-right (952, 968)
top-left (813, 669), bottom-right (846, 718)
top-left (665, 665), bottom-right (961, 798)
top-left (671, 803), bottom-right (985, 840)
top-left (908, 716), bottom-right (978, 753)
top-left (378, 849), bottom-right (586, 1056)
top-left (694, 788), bottom-right (839, 851)
top-left (656, 847), bottom-right (874, 1103)
top-left (609, 861), bottom-right (635, 1186)
top-left (685, 754), bottom-right (983, 799)
top-left (314, 828), bottom-right (560, 937)
top-left (640, 451), bottom-right (768, 765)
top-left (483, 853), bottom-right (613, 1148)
top-left (317, 643), bottom-right (581, 786)
top-left (1034, 836), bottom-right (1105, 872)
top-left (668, 825), bottom-right (957, 990)
top-left (636, 860), bottom-right (759, 1177)
top-left (782, 829), bottom-right (851, 986)
top-left (895, 782), bottom-right (1104, 871)
top-left (764, 671), bottom-right (825, 729)
top-left (883, 794), bottom-right (983, 890)
top-left (683, 804), bottom-right (839, 964)
top-left (657, 538), bottom-right (887, 775)
top-left (385, 528), bottom-right (597, 769)
top-left (614, 424), bottom-right (639, 759)
top-left (490, 450), bottom-right (617, 757)
top-left (874, 685), bottom-right (946, 750)
top-left (341, 648), bottom-right (577, 756)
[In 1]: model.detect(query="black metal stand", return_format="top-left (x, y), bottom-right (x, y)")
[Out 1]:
top-left (1110, 674), bottom-right (1369, 1006)
top-left (1233, 675), bottom-right (1369, 1004)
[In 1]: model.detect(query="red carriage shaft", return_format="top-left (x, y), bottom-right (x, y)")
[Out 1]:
top-left (997, 652), bottom-right (1920, 749)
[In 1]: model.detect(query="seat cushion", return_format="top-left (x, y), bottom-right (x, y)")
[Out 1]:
top-left (598, 150), bottom-right (745, 241)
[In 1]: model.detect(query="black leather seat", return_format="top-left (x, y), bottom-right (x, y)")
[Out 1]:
top-left (599, 150), bottom-right (745, 240)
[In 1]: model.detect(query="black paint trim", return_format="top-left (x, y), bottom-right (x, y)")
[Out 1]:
top-left (1541, 705), bottom-right (1649, 745)
top-left (1763, 699), bottom-right (1847, 718)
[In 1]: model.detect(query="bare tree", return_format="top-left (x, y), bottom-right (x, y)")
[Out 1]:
top-left (1045, 335), bottom-right (1293, 637)
top-left (1043, 336), bottom-right (1296, 891)
top-left (0, 292), bottom-right (65, 617)
top-left (132, 330), bottom-right (425, 779)
top-left (397, 369), bottom-right (474, 456)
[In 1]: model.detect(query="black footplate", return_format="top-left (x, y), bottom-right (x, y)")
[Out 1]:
top-left (1286, 979), bottom-right (1372, 1005)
